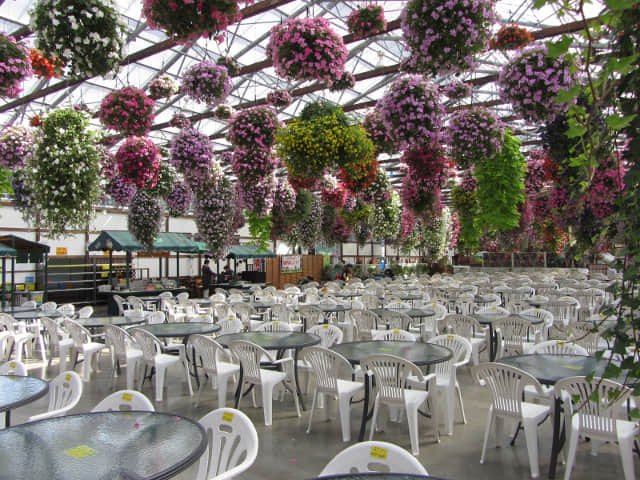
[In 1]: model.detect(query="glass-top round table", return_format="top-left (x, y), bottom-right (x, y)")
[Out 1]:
top-left (0, 375), bottom-right (49, 426)
top-left (76, 316), bottom-right (147, 329)
top-left (313, 474), bottom-right (444, 480)
top-left (11, 310), bottom-right (63, 320)
top-left (0, 411), bottom-right (207, 480)
top-left (136, 322), bottom-right (221, 339)
top-left (371, 308), bottom-right (435, 320)
top-left (473, 313), bottom-right (544, 360)
top-left (1, 305), bottom-right (38, 314)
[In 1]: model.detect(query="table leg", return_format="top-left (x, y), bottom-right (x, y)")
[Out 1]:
top-left (548, 396), bottom-right (563, 478)
top-left (294, 348), bottom-right (306, 411)
top-left (488, 325), bottom-right (495, 361)
top-left (358, 372), bottom-right (370, 441)
top-left (5, 410), bottom-right (10, 427)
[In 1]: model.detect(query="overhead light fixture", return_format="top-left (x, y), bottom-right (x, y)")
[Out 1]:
top-left (376, 51), bottom-right (385, 68)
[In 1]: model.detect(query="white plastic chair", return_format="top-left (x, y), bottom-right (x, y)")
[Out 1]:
top-left (196, 408), bottom-right (259, 480)
top-left (372, 329), bottom-right (416, 341)
top-left (443, 314), bottom-right (489, 365)
top-left (41, 316), bottom-right (73, 370)
top-left (217, 316), bottom-right (244, 335)
top-left (555, 376), bottom-right (638, 480)
top-left (228, 340), bottom-right (300, 426)
top-left (473, 362), bottom-right (550, 478)
top-left (63, 318), bottom-right (105, 381)
top-left (188, 334), bottom-right (240, 408)
top-left (493, 316), bottom-right (540, 359)
top-left (0, 359), bottom-right (27, 375)
top-left (57, 303), bottom-right (75, 317)
top-left (76, 306), bottom-right (93, 319)
top-left (41, 301), bottom-right (57, 314)
top-left (307, 324), bottom-right (343, 347)
top-left (297, 305), bottom-right (324, 330)
top-left (176, 292), bottom-right (190, 302)
top-left (318, 440), bottom-right (429, 476)
top-left (131, 328), bottom-right (193, 402)
top-left (362, 354), bottom-right (435, 455)
top-left (302, 346), bottom-right (364, 442)
top-left (91, 389), bottom-right (154, 412)
top-left (0, 313), bottom-right (36, 363)
top-left (28, 370), bottom-right (83, 422)
top-left (351, 309), bottom-right (379, 341)
top-left (255, 321), bottom-right (293, 333)
top-left (104, 325), bottom-right (143, 390)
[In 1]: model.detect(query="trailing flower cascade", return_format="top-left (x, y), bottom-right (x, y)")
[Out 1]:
top-left (363, 110), bottom-right (399, 155)
top-left (181, 61), bottom-right (232, 106)
top-left (166, 182), bottom-right (193, 216)
top-left (128, 189), bottom-right (162, 251)
top-left (0, 126), bottom-right (36, 169)
top-left (448, 106), bottom-right (505, 169)
top-left (170, 128), bottom-right (216, 186)
top-left (114, 137), bottom-right (161, 189)
top-left (98, 86), bottom-right (155, 136)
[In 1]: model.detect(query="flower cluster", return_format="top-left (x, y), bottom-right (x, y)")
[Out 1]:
top-left (362, 110), bottom-right (399, 155)
top-left (401, 171), bottom-right (443, 220)
top-left (167, 182), bottom-right (193, 216)
top-left (376, 75), bottom-right (444, 150)
top-left (266, 17), bottom-right (348, 83)
top-left (354, 221), bottom-right (371, 246)
top-left (328, 215), bottom-right (351, 244)
top-left (448, 106), bottom-right (505, 169)
top-left (181, 61), bottom-right (232, 105)
top-left (228, 106), bottom-right (280, 150)
top-left (26, 109), bottom-right (103, 237)
top-left (99, 87), bottom-right (155, 136)
top-left (371, 191), bottom-right (402, 241)
top-left (347, 5), bottom-right (387, 40)
top-left (114, 137), bottom-right (160, 189)
top-left (148, 75), bottom-right (178, 100)
top-left (320, 175), bottom-right (348, 208)
top-left (29, 48), bottom-right (63, 79)
top-left (32, 0), bottom-right (125, 77)
top-left (10, 170), bottom-right (35, 212)
top-left (169, 113), bottom-right (191, 129)
top-left (583, 155), bottom-right (626, 220)
top-left (0, 33), bottom-right (32, 98)
top-left (498, 44), bottom-right (574, 123)
top-left (105, 176), bottom-right (136, 206)
top-left (193, 175), bottom-right (237, 258)
top-left (442, 80), bottom-right (472, 101)
top-left (396, 209), bottom-right (418, 245)
top-left (170, 128), bottom-right (216, 184)
top-left (288, 173), bottom-right (318, 192)
top-left (272, 182), bottom-right (305, 238)
top-left (231, 147), bottom-right (279, 183)
top-left (128, 189), bottom-right (162, 251)
top-left (273, 177), bottom-right (297, 214)
top-left (147, 161), bottom-right (177, 198)
top-left (297, 197), bottom-right (324, 250)
top-left (329, 71), bottom-right (356, 92)
top-left (525, 149), bottom-right (547, 197)
top-left (490, 25), bottom-right (534, 51)
top-left (266, 90), bottom-right (293, 108)
top-left (142, 0), bottom-right (242, 44)
top-left (237, 174), bottom-right (275, 216)
top-left (0, 126), bottom-right (36, 169)
top-left (216, 56), bottom-right (240, 76)
top-left (360, 168), bottom-right (392, 205)
top-left (339, 157), bottom-right (378, 193)
top-left (401, 0), bottom-right (496, 76)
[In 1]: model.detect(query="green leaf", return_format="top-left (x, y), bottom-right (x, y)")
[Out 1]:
top-left (606, 114), bottom-right (637, 130)
top-left (555, 85), bottom-right (582, 104)
top-left (605, 0), bottom-right (636, 10)
top-left (546, 35), bottom-right (572, 58)
top-left (566, 121), bottom-right (587, 138)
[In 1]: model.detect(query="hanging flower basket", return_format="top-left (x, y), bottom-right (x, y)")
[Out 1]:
top-left (147, 161), bottom-right (178, 198)
top-left (0, 126), bottom-right (36, 169)
top-left (142, 0), bottom-right (243, 44)
top-left (128, 189), bottom-right (162, 251)
top-left (228, 105), bottom-right (280, 150)
top-left (329, 71), bottom-right (356, 92)
top-left (402, 144), bottom-right (449, 187)
top-left (0, 33), bottom-right (32, 98)
top-left (347, 5), bottom-right (387, 40)
top-left (169, 113), bottom-right (191, 129)
top-left (148, 75), bottom-right (178, 100)
top-left (29, 48), bottom-right (64, 79)
top-left (362, 111), bottom-right (399, 155)
top-left (359, 168), bottom-right (392, 205)
top-left (214, 104), bottom-right (235, 120)
top-left (193, 175), bottom-right (237, 258)
top-left (99, 87), bottom-right (155, 136)
top-left (498, 44), bottom-right (575, 123)
top-left (237, 174), bottom-right (276, 217)
top-left (376, 75), bottom-right (444, 150)
top-left (167, 182), bottom-right (193, 216)
top-left (339, 157), bottom-right (378, 193)
top-left (181, 61), bottom-right (232, 106)
top-left (105, 176), bottom-right (136, 206)
top-left (266, 90), bottom-right (293, 108)
top-left (297, 197), bottom-right (324, 250)
top-left (401, 0), bottom-right (496, 76)
top-left (448, 106), bottom-right (505, 169)
top-left (371, 191), bottom-right (402, 241)
top-left (266, 17), bottom-right (348, 83)
top-left (216, 56), bottom-right (240, 76)
top-left (231, 147), bottom-right (279, 184)
top-left (114, 137), bottom-right (161, 189)
top-left (32, 0), bottom-right (125, 77)
top-left (401, 170), bottom-right (443, 219)
top-left (320, 175), bottom-right (348, 209)
top-left (490, 25), bottom-right (534, 51)
top-left (10, 170), bottom-right (36, 213)
top-left (442, 80), bottom-right (472, 101)
top-left (288, 173), bottom-right (318, 192)
top-left (170, 128), bottom-right (216, 184)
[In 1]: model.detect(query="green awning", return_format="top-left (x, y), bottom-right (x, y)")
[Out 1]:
top-left (0, 242), bottom-right (17, 257)
top-left (0, 234), bottom-right (50, 263)
top-left (88, 231), bottom-right (143, 252)
top-left (153, 233), bottom-right (199, 252)
top-left (193, 241), bottom-right (209, 254)
top-left (226, 245), bottom-right (276, 259)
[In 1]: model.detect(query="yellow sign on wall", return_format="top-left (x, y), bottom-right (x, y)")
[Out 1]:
top-left (56, 247), bottom-right (68, 255)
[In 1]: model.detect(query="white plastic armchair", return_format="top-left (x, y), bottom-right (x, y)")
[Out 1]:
top-left (28, 370), bottom-right (83, 422)
top-left (91, 389), bottom-right (154, 412)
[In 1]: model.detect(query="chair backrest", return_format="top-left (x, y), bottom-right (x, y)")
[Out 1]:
top-left (41, 316), bottom-right (64, 349)
top-left (229, 340), bottom-right (274, 384)
top-left (212, 302), bottom-right (231, 320)
top-left (91, 390), bottom-right (154, 412)
top-left (158, 291), bottom-right (173, 298)
top-left (209, 293), bottom-right (227, 303)
top-left (351, 310), bottom-right (379, 340)
top-left (176, 292), bottom-right (189, 301)
top-left (472, 362), bottom-right (542, 419)
top-left (104, 325), bottom-right (136, 358)
top-left (529, 340), bottom-right (588, 356)
top-left (227, 293), bottom-right (244, 304)
top-left (230, 302), bottom-right (256, 329)
top-left (443, 314), bottom-right (483, 339)
top-left (379, 310), bottom-right (412, 331)
top-left (427, 302), bottom-right (448, 322)
top-left (130, 328), bottom-right (163, 361)
top-left (493, 316), bottom-right (537, 358)
top-left (0, 360), bottom-right (27, 375)
top-left (298, 305), bottom-right (324, 328)
top-left (301, 346), bottom-right (352, 393)
top-left (218, 317), bottom-right (243, 335)
top-left (477, 305), bottom-right (510, 316)
top-left (318, 440), bottom-right (429, 476)
top-left (256, 321), bottom-right (293, 333)
top-left (20, 300), bottom-right (37, 309)
top-left (361, 354), bottom-right (423, 406)
top-left (307, 324), bottom-right (344, 347)
top-left (46, 370), bottom-right (83, 416)
top-left (188, 334), bottom-right (228, 377)
top-left (430, 334), bottom-right (472, 372)
top-left (360, 293), bottom-right (379, 309)
top-left (196, 408), bottom-right (259, 480)
top-left (57, 303), bottom-right (75, 316)
top-left (554, 376), bottom-right (631, 437)
top-left (41, 301), bottom-right (57, 314)
top-left (63, 318), bottom-right (92, 348)
top-left (76, 306), bottom-right (93, 319)
top-left (270, 304), bottom-right (293, 323)
top-left (372, 329), bottom-right (415, 342)
top-left (569, 323), bottom-right (602, 355)
top-left (146, 311), bottom-right (165, 324)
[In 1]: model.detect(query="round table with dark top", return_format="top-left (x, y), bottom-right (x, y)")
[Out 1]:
top-left (498, 354), bottom-right (616, 479)
top-left (371, 308), bottom-right (435, 320)
top-left (313, 474), bottom-right (445, 480)
top-left (0, 375), bottom-right (49, 426)
top-left (473, 313), bottom-right (544, 361)
top-left (217, 331), bottom-right (321, 410)
top-left (11, 310), bottom-right (63, 320)
top-left (0, 411), bottom-right (207, 480)
top-left (331, 340), bottom-right (453, 441)
top-left (76, 316), bottom-right (147, 329)
top-left (136, 321), bottom-right (221, 340)
top-left (296, 304), bottom-right (352, 327)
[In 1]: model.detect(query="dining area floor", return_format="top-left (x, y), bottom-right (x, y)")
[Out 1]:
top-left (9, 352), bottom-right (638, 480)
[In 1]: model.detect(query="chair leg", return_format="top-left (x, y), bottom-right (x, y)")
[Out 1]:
top-left (480, 407), bottom-right (495, 464)
top-left (456, 381), bottom-right (467, 424)
top-left (126, 358), bottom-right (138, 390)
top-left (563, 425), bottom-right (579, 480)
top-left (155, 366), bottom-right (166, 403)
top-left (306, 388), bottom-right (318, 434)
top-left (369, 398), bottom-right (380, 441)
top-left (522, 417), bottom-right (541, 478)
top-left (217, 373), bottom-right (229, 409)
top-left (406, 405), bottom-right (420, 456)
top-left (337, 393), bottom-right (352, 442)
top-left (181, 355), bottom-right (193, 396)
top-left (618, 434), bottom-right (636, 480)
top-left (262, 383), bottom-right (276, 426)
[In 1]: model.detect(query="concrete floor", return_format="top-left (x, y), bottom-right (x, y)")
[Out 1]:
top-left (12, 346), bottom-right (639, 480)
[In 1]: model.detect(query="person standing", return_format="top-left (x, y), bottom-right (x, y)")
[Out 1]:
top-left (202, 259), bottom-right (213, 297)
